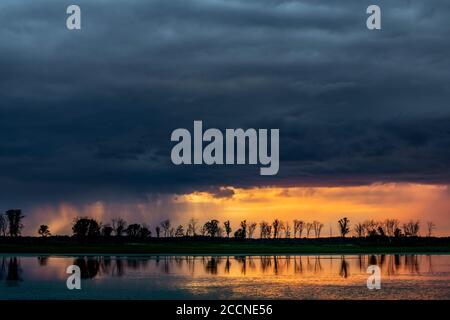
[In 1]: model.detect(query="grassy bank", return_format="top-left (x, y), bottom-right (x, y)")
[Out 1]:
top-left (1, 237), bottom-right (450, 254)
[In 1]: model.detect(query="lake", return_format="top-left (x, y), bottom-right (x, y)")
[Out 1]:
top-left (1, 254), bottom-right (449, 299)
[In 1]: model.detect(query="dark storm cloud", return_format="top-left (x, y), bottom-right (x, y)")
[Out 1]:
top-left (1, 0), bottom-right (450, 206)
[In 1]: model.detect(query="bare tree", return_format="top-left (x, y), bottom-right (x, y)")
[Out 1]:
top-left (247, 222), bottom-right (257, 239)
top-left (284, 222), bottom-right (291, 238)
top-left (175, 225), bottom-right (184, 237)
top-left (293, 220), bottom-right (304, 238)
top-left (155, 226), bottom-right (161, 238)
top-left (364, 220), bottom-right (378, 237)
top-left (338, 217), bottom-right (350, 238)
top-left (403, 220), bottom-right (420, 237)
top-left (272, 219), bottom-right (282, 239)
top-left (306, 222), bottom-right (313, 238)
top-left (259, 221), bottom-right (271, 239)
top-left (385, 219), bottom-right (400, 237)
top-left (312, 221), bottom-right (324, 238)
top-left (160, 219), bottom-right (171, 237)
top-left (112, 218), bottom-right (127, 237)
top-left (5, 209), bottom-right (25, 237)
top-left (354, 223), bottom-right (365, 238)
top-left (426, 221), bottom-right (436, 237)
top-left (186, 218), bottom-right (198, 236)
top-left (223, 220), bottom-right (232, 238)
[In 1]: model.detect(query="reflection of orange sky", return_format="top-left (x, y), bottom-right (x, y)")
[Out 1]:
top-left (28, 183), bottom-right (450, 236)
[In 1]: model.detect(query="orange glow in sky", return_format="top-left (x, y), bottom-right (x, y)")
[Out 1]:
top-left (174, 183), bottom-right (450, 237)
top-left (29, 183), bottom-right (450, 237)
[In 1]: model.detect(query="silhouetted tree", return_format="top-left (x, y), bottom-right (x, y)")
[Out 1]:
top-left (139, 225), bottom-right (152, 239)
top-left (284, 222), bottom-right (291, 238)
top-left (38, 225), bottom-right (51, 237)
top-left (5, 209), bottom-right (25, 237)
top-left (204, 220), bottom-right (220, 237)
top-left (394, 227), bottom-right (403, 238)
top-left (126, 224), bottom-right (142, 238)
top-left (247, 222), bottom-right (257, 239)
top-left (364, 220), bottom-right (378, 237)
top-left (101, 224), bottom-right (113, 237)
top-left (259, 221), bottom-right (271, 239)
top-left (354, 223), bottom-right (365, 238)
top-left (312, 221), bottom-right (323, 238)
top-left (293, 220), bottom-right (304, 238)
top-left (175, 225), bottom-right (184, 237)
top-left (186, 218), bottom-right (198, 236)
top-left (224, 220), bottom-right (232, 238)
top-left (338, 217), bottom-right (350, 238)
top-left (403, 220), bottom-right (420, 237)
top-left (72, 217), bottom-right (101, 239)
top-left (426, 221), bottom-right (436, 237)
top-left (377, 226), bottom-right (386, 237)
top-left (272, 219), bottom-right (282, 239)
top-left (160, 219), bottom-right (171, 237)
top-left (306, 222), bottom-right (313, 238)
top-left (155, 226), bottom-right (161, 238)
top-left (0, 214), bottom-right (6, 236)
top-left (112, 218), bottom-right (127, 237)
top-left (234, 220), bottom-right (247, 239)
top-left (385, 219), bottom-right (400, 237)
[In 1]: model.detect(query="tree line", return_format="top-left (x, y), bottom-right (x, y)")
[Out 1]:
top-left (0, 209), bottom-right (438, 239)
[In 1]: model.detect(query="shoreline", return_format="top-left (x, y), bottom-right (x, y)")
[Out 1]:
top-left (2, 237), bottom-right (450, 255)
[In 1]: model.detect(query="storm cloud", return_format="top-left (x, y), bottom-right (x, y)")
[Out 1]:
top-left (1, 0), bottom-right (450, 210)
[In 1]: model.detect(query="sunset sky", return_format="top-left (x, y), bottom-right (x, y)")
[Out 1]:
top-left (1, 0), bottom-right (450, 236)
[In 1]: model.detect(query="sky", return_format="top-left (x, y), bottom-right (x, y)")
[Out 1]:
top-left (1, 0), bottom-right (450, 236)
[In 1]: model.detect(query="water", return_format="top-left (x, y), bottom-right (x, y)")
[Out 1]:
top-left (1, 254), bottom-right (449, 300)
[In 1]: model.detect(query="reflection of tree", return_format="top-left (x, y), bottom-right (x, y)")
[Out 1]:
top-left (314, 256), bottom-right (323, 273)
top-left (113, 258), bottom-right (124, 277)
top-left (205, 257), bottom-right (219, 275)
top-left (234, 256), bottom-right (246, 275)
top-left (273, 256), bottom-right (279, 275)
top-left (163, 256), bottom-right (170, 274)
top-left (73, 257), bottom-right (100, 279)
top-left (294, 257), bottom-right (303, 274)
top-left (101, 257), bottom-right (112, 274)
top-left (427, 255), bottom-right (433, 273)
top-left (369, 255), bottom-right (377, 266)
top-left (37, 256), bottom-right (49, 266)
top-left (224, 257), bottom-right (231, 274)
top-left (0, 257), bottom-right (6, 281)
top-left (386, 255), bottom-right (397, 276)
top-left (260, 256), bottom-right (272, 273)
top-left (379, 255), bottom-right (386, 268)
top-left (357, 255), bottom-right (364, 272)
top-left (6, 257), bottom-right (23, 286)
top-left (339, 256), bottom-right (349, 278)
top-left (248, 256), bottom-right (256, 271)
top-left (404, 255), bottom-right (420, 274)
top-left (394, 255), bottom-right (401, 268)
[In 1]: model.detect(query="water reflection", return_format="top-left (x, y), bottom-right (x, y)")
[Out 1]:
top-left (0, 254), bottom-right (440, 281)
top-left (0, 254), bottom-right (449, 299)
top-left (0, 257), bottom-right (22, 286)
